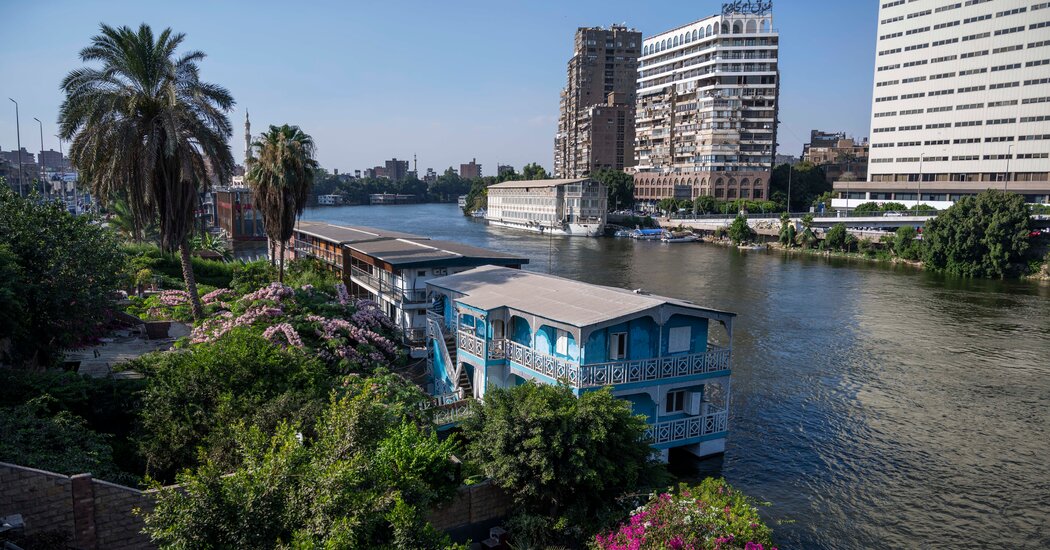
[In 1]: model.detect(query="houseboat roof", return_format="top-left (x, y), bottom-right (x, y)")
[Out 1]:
top-left (293, 221), bottom-right (420, 243)
top-left (428, 265), bottom-right (735, 327)
top-left (346, 238), bottom-right (526, 269)
top-left (487, 178), bottom-right (591, 190)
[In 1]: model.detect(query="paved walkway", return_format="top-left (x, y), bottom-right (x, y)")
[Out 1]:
top-left (66, 323), bottom-right (191, 378)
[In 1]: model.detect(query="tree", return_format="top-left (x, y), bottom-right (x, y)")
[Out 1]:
top-left (0, 186), bottom-right (126, 366)
top-left (60, 24), bottom-right (235, 320)
top-left (461, 382), bottom-right (657, 546)
top-left (693, 195), bottom-right (717, 215)
top-left (728, 214), bottom-right (754, 244)
top-left (853, 201), bottom-right (882, 214)
top-left (522, 162), bottom-right (550, 180)
top-left (778, 212), bottom-right (796, 247)
top-left (247, 124), bottom-right (318, 282)
top-left (923, 190), bottom-right (1032, 277)
top-left (768, 162), bottom-right (831, 212)
top-left (593, 169), bottom-right (634, 210)
top-left (893, 226), bottom-right (922, 261)
top-left (880, 202), bottom-right (907, 212)
top-left (825, 223), bottom-right (850, 252)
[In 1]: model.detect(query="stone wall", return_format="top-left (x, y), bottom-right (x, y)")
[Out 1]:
top-left (0, 462), bottom-right (153, 550)
top-left (427, 480), bottom-right (514, 532)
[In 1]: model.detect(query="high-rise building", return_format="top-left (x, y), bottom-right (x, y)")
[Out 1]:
top-left (554, 24), bottom-right (642, 178)
top-left (37, 149), bottom-right (67, 171)
top-left (633, 3), bottom-right (780, 203)
top-left (460, 158), bottom-right (482, 179)
top-left (835, 0), bottom-right (1050, 209)
top-left (380, 158), bottom-right (409, 181)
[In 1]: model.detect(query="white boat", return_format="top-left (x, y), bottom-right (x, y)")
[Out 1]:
top-left (471, 208), bottom-right (487, 218)
top-left (613, 229), bottom-right (633, 238)
top-left (662, 232), bottom-right (701, 243)
top-left (738, 243), bottom-right (767, 250)
top-left (630, 229), bottom-right (665, 241)
top-left (485, 218), bottom-right (604, 236)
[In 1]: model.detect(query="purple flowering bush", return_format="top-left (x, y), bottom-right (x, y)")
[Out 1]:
top-left (594, 479), bottom-right (775, 550)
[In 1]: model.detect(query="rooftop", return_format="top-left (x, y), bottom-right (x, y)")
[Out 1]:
top-left (487, 178), bottom-right (590, 189)
top-left (428, 265), bottom-right (734, 327)
top-left (293, 221), bottom-right (420, 243)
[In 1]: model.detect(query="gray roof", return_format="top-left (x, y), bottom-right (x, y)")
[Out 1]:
top-left (428, 265), bottom-right (734, 327)
top-left (293, 221), bottom-right (423, 244)
top-left (346, 238), bottom-right (526, 268)
top-left (487, 178), bottom-right (590, 189)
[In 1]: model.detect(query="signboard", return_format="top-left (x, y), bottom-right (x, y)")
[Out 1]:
top-left (722, 1), bottom-right (773, 16)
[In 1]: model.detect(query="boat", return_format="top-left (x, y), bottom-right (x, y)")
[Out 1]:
top-left (737, 243), bottom-right (767, 250)
top-left (613, 229), bottom-right (633, 238)
top-left (630, 229), bottom-right (665, 241)
top-left (661, 232), bottom-right (701, 243)
top-left (471, 208), bottom-right (487, 218)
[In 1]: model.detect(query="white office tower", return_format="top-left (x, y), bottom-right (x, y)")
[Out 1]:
top-left (835, 0), bottom-right (1050, 209)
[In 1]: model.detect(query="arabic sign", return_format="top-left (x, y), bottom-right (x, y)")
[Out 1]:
top-left (722, 1), bottom-right (773, 16)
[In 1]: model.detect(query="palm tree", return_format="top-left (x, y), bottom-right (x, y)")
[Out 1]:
top-left (59, 24), bottom-right (234, 320)
top-left (246, 124), bottom-right (317, 282)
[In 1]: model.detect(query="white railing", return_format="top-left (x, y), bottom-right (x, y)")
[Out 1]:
top-left (457, 329), bottom-right (485, 359)
top-left (427, 388), bottom-right (464, 408)
top-left (645, 410), bottom-right (728, 445)
top-left (491, 339), bottom-right (730, 388)
top-left (580, 348), bottom-right (731, 387)
top-left (426, 316), bottom-right (457, 385)
top-left (432, 399), bottom-right (473, 426)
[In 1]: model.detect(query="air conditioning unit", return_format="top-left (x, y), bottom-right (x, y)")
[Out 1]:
top-left (686, 392), bottom-right (703, 415)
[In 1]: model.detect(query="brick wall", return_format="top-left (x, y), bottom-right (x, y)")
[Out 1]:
top-left (427, 480), bottom-right (514, 531)
top-left (0, 463), bottom-right (75, 538)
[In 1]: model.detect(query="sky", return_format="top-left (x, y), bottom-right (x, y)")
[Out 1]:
top-left (1, 0), bottom-right (878, 175)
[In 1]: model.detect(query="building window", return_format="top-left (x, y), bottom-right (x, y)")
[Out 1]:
top-left (666, 390), bottom-right (687, 414)
top-left (668, 326), bottom-right (691, 353)
top-left (556, 331), bottom-right (569, 355)
top-left (609, 332), bottom-right (627, 360)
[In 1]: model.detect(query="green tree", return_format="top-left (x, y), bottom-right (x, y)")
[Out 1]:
top-left (880, 201), bottom-right (907, 212)
top-left (728, 214), bottom-right (754, 244)
top-left (693, 195), bottom-right (717, 215)
top-left (825, 223), bottom-right (850, 251)
top-left (0, 187), bottom-right (126, 366)
top-left (593, 168), bottom-right (634, 210)
top-left (893, 226), bottom-right (923, 261)
top-left (461, 382), bottom-right (657, 546)
top-left (778, 212), bottom-right (796, 247)
top-left (769, 162), bottom-right (831, 212)
top-left (144, 380), bottom-right (460, 549)
top-left (853, 201), bottom-right (882, 214)
top-left (521, 162), bottom-right (550, 180)
top-left (910, 203), bottom-right (937, 212)
top-left (923, 190), bottom-right (1032, 277)
top-left (59, 24), bottom-right (235, 320)
top-left (247, 124), bottom-right (318, 282)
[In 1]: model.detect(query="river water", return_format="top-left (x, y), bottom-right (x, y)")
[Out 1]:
top-left (303, 203), bottom-right (1050, 549)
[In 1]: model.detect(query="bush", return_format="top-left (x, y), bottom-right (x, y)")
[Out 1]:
top-left (231, 260), bottom-right (277, 294)
top-left (893, 226), bottom-right (922, 261)
top-left (462, 382), bottom-right (660, 546)
top-left (594, 479), bottom-right (775, 550)
top-left (728, 215), bottom-right (754, 244)
top-left (852, 202), bottom-right (881, 214)
top-left (923, 190), bottom-right (1031, 277)
top-left (824, 223), bottom-right (849, 252)
top-left (284, 257), bottom-right (341, 294)
top-left (0, 186), bottom-right (127, 366)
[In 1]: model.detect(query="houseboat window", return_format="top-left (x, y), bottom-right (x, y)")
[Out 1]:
top-left (417, 270), bottom-right (426, 277)
top-left (493, 320), bottom-right (505, 340)
top-left (668, 326), bottom-right (691, 353)
top-left (556, 331), bottom-right (569, 355)
top-left (610, 332), bottom-right (627, 360)
top-left (416, 309), bottom-right (426, 316)
top-left (666, 390), bottom-right (687, 413)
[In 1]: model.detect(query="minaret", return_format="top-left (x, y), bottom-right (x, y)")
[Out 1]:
top-left (244, 111), bottom-right (252, 164)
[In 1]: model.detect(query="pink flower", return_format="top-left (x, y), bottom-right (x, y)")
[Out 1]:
top-left (262, 323), bottom-right (304, 348)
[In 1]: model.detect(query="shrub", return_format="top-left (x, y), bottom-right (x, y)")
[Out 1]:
top-left (824, 223), bottom-right (849, 252)
top-left (880, 202), bottom-right (907, 212)
top-left (852, 202), bottom-right (881, 214)
top-left (231, 260), bottom-right (277, 294)
top-left (923, 190), bottom-right (1031, 277)
top-left (893, 226), bottom-right (922, 261)
top-left (728, 215), bottom-right (754, 244)
top-left (594, 479), bottom-right (776, 550)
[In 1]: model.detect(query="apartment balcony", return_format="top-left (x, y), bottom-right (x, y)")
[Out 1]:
top-left (483, 336), bottom-right (730, 389)
top-left (350, 265), bottom-right (429, 304)
top-left (646, 410), bottom-right (728, 445)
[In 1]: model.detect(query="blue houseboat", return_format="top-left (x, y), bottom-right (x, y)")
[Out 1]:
top-left (425, 266), bottom-right (736, 460)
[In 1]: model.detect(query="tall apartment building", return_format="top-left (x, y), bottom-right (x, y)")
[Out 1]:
top-left (834, 0), bottom-right (1050, 209)
top-left (633, 4), bottom-right (780, 203)
top-left (554, 25), bottom-right (642, 178)
top-left (460, 158), bottom-right (482, 179)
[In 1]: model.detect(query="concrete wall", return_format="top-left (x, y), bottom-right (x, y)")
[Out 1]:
top-left (0, 462), bottom-right (154, 550)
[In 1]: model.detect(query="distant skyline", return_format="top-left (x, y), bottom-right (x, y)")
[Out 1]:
top-left (1, 0), bottom-right (878, 175)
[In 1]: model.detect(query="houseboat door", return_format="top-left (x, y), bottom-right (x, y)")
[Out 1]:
top-left (610, 332), bottom-right (627, 360)
top-left (492, 319), bottom-right (505, 340)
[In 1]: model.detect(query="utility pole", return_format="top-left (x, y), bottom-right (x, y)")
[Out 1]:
top-left (8, 98), bottom-right (24, 196)
top-left (1004, 144), bottom-right (1013, 192)
top-left (786, 163), bottom-right (792, 214)
top-left (33, 117), bottom-right (46, 198)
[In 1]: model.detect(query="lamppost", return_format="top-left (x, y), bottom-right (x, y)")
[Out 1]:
top-left (917, 153), bottom-right (925, 210)
top-left (8, 98), bottom-right (24, 196)
top-left (786, 163), bottom-right (792, 214)
top-left (33, 117), bottom-right (46, 198)
top-left (1004, 144), bottom-right (1013, 192)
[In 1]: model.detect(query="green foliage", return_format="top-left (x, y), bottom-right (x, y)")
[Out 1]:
top-left (693, 195), bottom-right (717, 214)
top-left (521, 162), bottom-right (550, 180)
top-left (283, 257), bottom-right (341, 294)
top-left (825, 223), bottom-right (851, 252)
top-left (880, 202), bottom-right (907, 212)
top-left (594, 479), bottom-right (775, 550)
top-left (923, 190), bottom-right (1032, 278)
top-left (232, 260), bottom-right (278, 294)
top-left (461, 382), bottom-right (658, 546)
top-left (123, 243), bottom-right (236, 289)
top-left (462, 178), bottom-right (489, 215)
top-left (0, 186), bottom-right (126, 366)
top-left (769, 162), bottom-right (832, 212)
top-left (853, 202), bottom-right (881, 214)
top-left (189, 232), bottom-right (232, 261)
top-left (144, 377), bottom-right (460, 549)
top-left (131, 328), bottom-right (331, 480)
top-left (893, 226), bottom-right (923, 261)
top-left (778, 213), bottom-right (796, 247)
top-left (728, 215), bottom-right (754, 245)
top-left (593, 169), bottom-right (634, 209)
top-left (910, 203), bottom-right (937, 212)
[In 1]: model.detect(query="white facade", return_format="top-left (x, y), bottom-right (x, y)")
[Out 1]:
top-left (485, 178), bottom-right (608, 236)
top-left (633, 5), bottom-right (779, 202)
top-left (840, 0), bottom-right (1050, 208)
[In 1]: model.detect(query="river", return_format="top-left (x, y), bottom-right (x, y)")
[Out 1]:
top-left (303, 203), bottom-right (1050, 549)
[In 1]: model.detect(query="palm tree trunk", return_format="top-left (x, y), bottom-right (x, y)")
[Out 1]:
top-left (179, 239), bottom-right (205, 320)
top-left (278, 239), bottom-right (286, 283)
top-left (269, 239), bottom-right (276, 267)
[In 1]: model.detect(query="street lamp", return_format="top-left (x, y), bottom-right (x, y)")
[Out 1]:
top-left (917, 153), bottom-right (925, 210)
top-left (33, 117), bottom-right (46, 197)
top-left (8, 98), bottom-right (24, 196)
top-left (786, 163), bottom-right (792, 214)
top-left (1004, 144), bottom-right (1013, 192)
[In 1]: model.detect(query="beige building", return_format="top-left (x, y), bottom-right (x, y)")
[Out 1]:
top-left (554, 25), bottom-right (641, 178)
top-left (485, 178), bottom-right (607, 236)
top-left (633, 4), bottom-right (780, 203)
top-left (801, 132), bottom-right (869, 184)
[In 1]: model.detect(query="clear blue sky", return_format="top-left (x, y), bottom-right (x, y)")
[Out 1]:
top-left (1, 0), bottom-right (878, 174)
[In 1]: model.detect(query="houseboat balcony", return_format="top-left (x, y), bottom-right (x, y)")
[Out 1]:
top-left (482, 337), bottom-right (730, 388)
top-left (350, 265), bottom-right (429, 304)
top-left (645, 410), bottom-right (728, 446)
